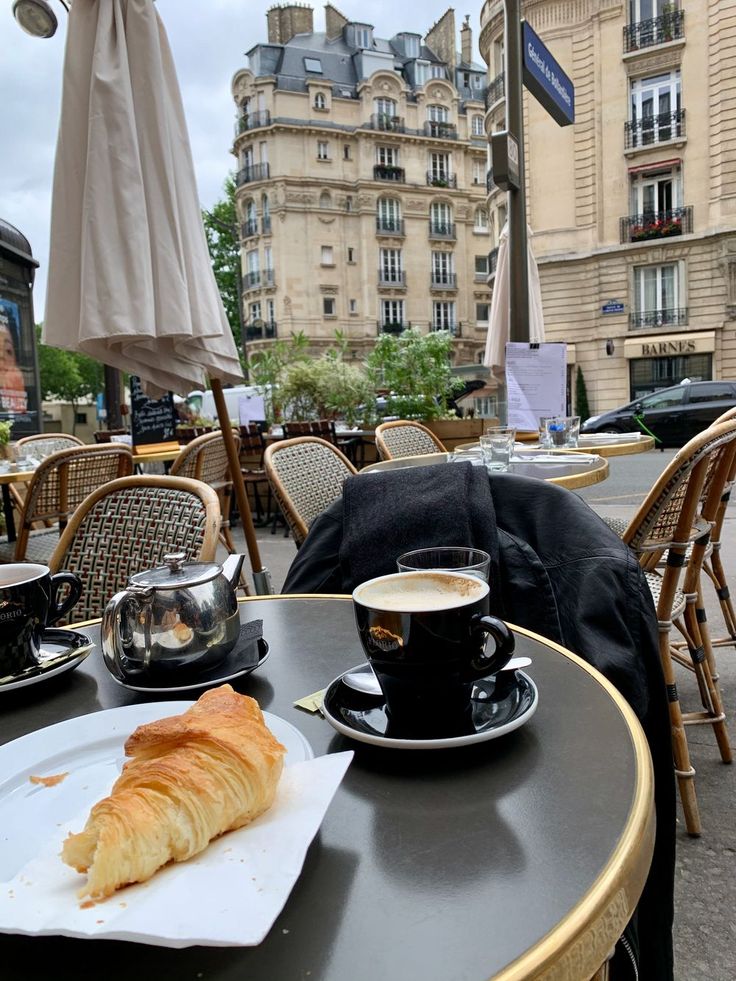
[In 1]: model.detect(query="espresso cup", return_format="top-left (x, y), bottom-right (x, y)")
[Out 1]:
top-left (352, 571), bottom-right (514, 738)
top-left (0, 564), bottom-right (83, 677)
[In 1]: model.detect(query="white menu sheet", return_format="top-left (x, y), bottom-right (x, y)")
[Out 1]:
top-left (505, 343), bottom-right (567, 431)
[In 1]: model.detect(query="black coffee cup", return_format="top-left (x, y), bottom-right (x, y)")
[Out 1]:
top-left (0, 563), bottom-right (82, 677)
top-left (353, 570), bottom-right (514, 738)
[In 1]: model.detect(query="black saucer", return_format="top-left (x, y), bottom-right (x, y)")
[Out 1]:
top-left (322, 666), bottom-right (538, 749)
top-left (106, 638), bottom-right (270, 693)
top-left (0, 628), bottom-right (94, 692)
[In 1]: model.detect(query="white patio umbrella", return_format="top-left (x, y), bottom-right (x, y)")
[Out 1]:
top-left (483, 222), bottom-right (545, 374)
top-left (42, 0), bottom-right (269, 591)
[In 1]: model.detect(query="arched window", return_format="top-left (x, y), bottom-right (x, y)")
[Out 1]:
top-left (471, 115), bottom-right (484, 136)
top-left (243, 199), bottom-right (257, 236)
top-left (429, 201), bottom-right (452, 236)
top-left (261, 194), bottom-right (271, 233)
top-left (319, 191), bottom-right (332, 209)
top-left (474, 207), bottom-right (489, 232)
top-left (314, 92), bottom-right (326, 110)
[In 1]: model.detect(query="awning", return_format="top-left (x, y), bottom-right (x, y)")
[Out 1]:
top-left (627, 158), bottom-right (681, 175)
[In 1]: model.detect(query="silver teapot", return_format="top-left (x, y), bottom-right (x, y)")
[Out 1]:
top-left (101, 552), bottom-right (245, 682)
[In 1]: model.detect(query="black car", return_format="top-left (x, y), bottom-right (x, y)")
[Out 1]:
top-left (581, 380), bottom-right (736, 448)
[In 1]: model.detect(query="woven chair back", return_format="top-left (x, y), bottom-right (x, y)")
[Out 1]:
top-left (309, 419), bottom-right (337, 443)
top-left (264, 436), bottom-right (357, 546)
top-left (282, 421), bottom-right (314, 439)
top-left (170, 430), bottom-right (239, 487)
top-left (16, 444), bottom-right (133, 554)
top-left (375, 420), bottom-right (446, 460)
top-left (623, 421), bottom-right (736, 561)
top-left (238, 423), bottom-right (265, 459)
top-left (17, 433), bottom-right (84, 458)
top-left (49, 475), bottom-right (221, 622)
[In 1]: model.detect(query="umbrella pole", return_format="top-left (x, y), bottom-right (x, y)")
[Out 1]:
top-left (210, 378), bottom-right (273, 595)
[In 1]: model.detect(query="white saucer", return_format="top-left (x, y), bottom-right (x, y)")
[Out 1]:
top-left (0, 629), bottom-right (94, 693)
top-left (322, 664), bottom-right (538, 750)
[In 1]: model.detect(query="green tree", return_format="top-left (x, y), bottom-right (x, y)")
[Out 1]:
top-left (575, 366), bottom-right (591, 422)
top-left (366, 328), bottom-right (462, 420)
top-left (202, 174), bottom-right (241, 354)
top-left (36, 325), bottom-right (104, 433)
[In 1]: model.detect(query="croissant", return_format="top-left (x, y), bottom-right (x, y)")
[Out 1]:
top-left (61, 685), bottom-right (285, 900)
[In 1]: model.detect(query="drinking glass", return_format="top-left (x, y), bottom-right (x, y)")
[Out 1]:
top-left (480, 426), bottom-right (516, 472)
top-left (538, 416), bottom-right (554, 448)
top-left (545, 416), bottom-right (581, 448)
top-left (396, 546), bottom-right (491, 582)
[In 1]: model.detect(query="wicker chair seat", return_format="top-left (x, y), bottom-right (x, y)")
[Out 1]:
top-left (375, 421), bottom-right (446, 461)
top-left (644, 571), bottom-right (686, 621)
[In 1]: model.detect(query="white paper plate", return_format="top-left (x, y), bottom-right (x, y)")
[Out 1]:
top-left (0, 703), bottom-right (352, 948)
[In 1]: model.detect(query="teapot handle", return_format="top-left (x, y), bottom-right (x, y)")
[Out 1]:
top-left (101, 588), bottom-right (148, 680)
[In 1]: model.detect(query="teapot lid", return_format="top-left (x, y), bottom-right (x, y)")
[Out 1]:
top-left (129, 553), bottom-right (222, 589)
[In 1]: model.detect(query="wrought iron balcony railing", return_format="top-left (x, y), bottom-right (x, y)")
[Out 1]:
top-left (429, 222), bottom-right (456, 240)
top-left (431, 322), bottom-right (460, 336)
top-left (624, 108), bottom-right (685, 149)
top-left (430, 273), bottom-right (457, 289)
top-left (242, 270), bottom-right (261, 290)
top-left (485, 72), bottom-right (505, 108)
top-left (376, 217), bottom-right (405, 235)
top-left (236, 162), bottom-right (271, 186)
top-left (488, 247), bottom-right (499, 278)
top-left (371, 113), bottom-right (405, 133)
top-left (374, 164), bottom-right (405, 182)
top-left (623, 10), bottom-right (684, 53)
top-left (620, 205), bottom-right (692, 243)
top-left (377, 321), bottom-right (410, 335)
top-left (486, 170), bottom-right (497, 193)
top-left (629, 308), bottom-right (689, 329)
top-left (425, 120), bottom-right (458, 140)
top-left (246, 320), bottom-right (277, 340)
top-left (426, 171), bottom-right (457, 188)
top-left (378, 271), bottom-right (407, 287)
top-left (241, 219), bottom-right (259, 239)
top-left (238, 110), bottom-right (271, 134)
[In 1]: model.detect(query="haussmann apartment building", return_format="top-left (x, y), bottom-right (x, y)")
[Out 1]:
top-left (230, 3), bottom-right (495, 368)
top-left (480, 0), bottom-right (736, 414)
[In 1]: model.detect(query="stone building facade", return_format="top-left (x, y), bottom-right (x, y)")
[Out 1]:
top-left (480, 0), bottom-right (736, 414)
top-left (231, 4), bottom-right (492, 364)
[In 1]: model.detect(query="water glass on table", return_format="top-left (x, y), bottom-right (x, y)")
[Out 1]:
top-left (480, 426), bottom-right (516, 472)
top-left (396, 546), bottom-right (491, 582)
top-left (544, 416), bottom-right (581, 448)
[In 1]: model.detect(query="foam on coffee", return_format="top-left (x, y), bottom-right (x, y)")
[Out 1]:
top-left (354, 571), bottom-right (488, 612)
top-left (0, 564), bottom-right (48, 588)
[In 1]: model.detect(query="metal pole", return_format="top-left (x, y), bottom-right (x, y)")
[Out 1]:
top-left (504, 0), bottom-right (530, 342)
top-left (104, 365), bottom-right (123, 429)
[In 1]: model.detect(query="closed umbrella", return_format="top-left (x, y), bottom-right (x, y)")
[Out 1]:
top-left (483, 222), bottom-right (545, 374)
top-left (42, 0), bottom-right (270, 591)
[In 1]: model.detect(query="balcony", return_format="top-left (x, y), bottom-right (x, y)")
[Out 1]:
top-left (488, 247), bottom-right (499, 280)
top-left (242, 270), bottom-right (261, 291)
top-left (241, 219), bottom-right (259, 239)
top-left (262, 216), bottom-right (272, 234)
top-left (431, 322), bottom-right (460, 336)
top-left (376, 217), bottom-right (405, 236)
top-left (378, 271), bottom-right (407, 288)
top-left (430, 273), bottom-right (457, 290)
top-left (624, 109), bottom-right (686, 150)
top-left (486, 170), bottom-right (496, 193)
top-left (246, 320), bottom-right (277, 340)
top-left (620, 206), bottom-right (693, 244)
top-left (426, 171), bottom-right (457, 189)
top-left (629, 308), bottom-right (689, 330)
top-left (371, 113), bottom-right (405, 133)
top-left (429, 222), bottom-right (456, 240)
top-left (485, 72), bottom-right (505, 108)
top-left (263, 268), bottom-right (276, 288)
top-left (374, 164), bottom-right (405, 182)
top-left (425, 121), bottom-right (458, 140)
top-left (238, 110), bottom-right (271, 134)
top-left (236, 162), bottom-right (270, 186)
top-left (623, 10), bottom-right (684, 53)
top-left (377, 321), bottom-right (410, 335)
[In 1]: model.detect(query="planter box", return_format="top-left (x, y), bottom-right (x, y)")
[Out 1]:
top-left (423, 418), bottom-right (497, 451)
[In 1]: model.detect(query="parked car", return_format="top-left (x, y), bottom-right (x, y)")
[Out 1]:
top-left (581, 380), bottom-right (736, 447)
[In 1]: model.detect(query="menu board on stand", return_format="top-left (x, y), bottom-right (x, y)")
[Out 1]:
top-left (129, 375), bottom-right (179, 456)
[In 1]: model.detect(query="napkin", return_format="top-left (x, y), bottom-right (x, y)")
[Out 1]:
top-left (0, 752), bottom-right (352, 948)
top-left (294, 689), bottom-right (325, 714)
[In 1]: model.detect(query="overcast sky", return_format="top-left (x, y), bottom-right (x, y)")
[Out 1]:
top-left (0, 0), bottom-right (484, 318)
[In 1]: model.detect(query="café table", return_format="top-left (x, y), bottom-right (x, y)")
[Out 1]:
top-left (455, 434), bottom-right (656, 460)
top-left (0, 466), bottom-right (35, 543)
top-left (0, 595), bottom-right (654, 981)
top-left (361, 450), bottom-right (609, 491)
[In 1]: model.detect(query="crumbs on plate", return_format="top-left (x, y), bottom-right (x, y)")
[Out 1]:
top-left (29, 772), bottom-right (69, 787)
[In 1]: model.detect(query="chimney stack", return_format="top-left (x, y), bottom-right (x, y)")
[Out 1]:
top-left (460, 14), bottom-right (472, 65)
top-left (266, 3), bottom-right (314, 45)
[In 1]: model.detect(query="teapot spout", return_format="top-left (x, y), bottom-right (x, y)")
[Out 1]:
top-left (222, 553), bottom-right (246, 589)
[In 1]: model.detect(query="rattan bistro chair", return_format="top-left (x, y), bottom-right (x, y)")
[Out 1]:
top-left (49, 475), bottom-right (221, 622)
top-left (0, 444), bottom-right (133, 564)
top-left (614, 420), bottom-right (736, 835)
top-left (264, 436), bottom-right (357, 547)
top-left (374, 420), bottom-right (446, 461)
top-left (17, 433), bottom-right (84, 457)
top-left (170, 430), bottom-right (239, 552)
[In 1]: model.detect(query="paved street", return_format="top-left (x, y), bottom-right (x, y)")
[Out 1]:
top-left (229, 449), bottom-right (736, 981)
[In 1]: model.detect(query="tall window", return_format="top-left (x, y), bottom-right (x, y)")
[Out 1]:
top-left (314, 92), bottom-right (326, 110)
top-left (323, 296), bottom-right (336, 316)
top-left (432, 252), bottom-right (454, 285)
top-left (246, 248), bottom-right (259, 288)
top-left (633, 263), bottom-right (680, 323)
top-left (429, 152), bottom-right (450, 181)
top-left (474, 207), bottom-right (489, 232)
top-left (242, 145), bottom-right (254, 170)
top-left (630, 70), bottom-right (681, 146)
top-left (249, 301), bottom-right (262, 323)
top-left (264, 246), bottom-right (273, 272)
top-left (629, 0), bottom-right (672, 21)
top-left (320, 245), bottom-right (334, 266)
top-left (432, 301), bottom-right (456, 331)
top-left (377, 197), bottom-right (401, 231)
top-left (381, 299), bottom-right (405, 325)
top-left (474, 255), bottom-right (489, 280)
top-left (261, 193), bottom-right (270, 232)
top-left (375, 97), bottom-right (396, 117)
top-left (430, 201), bottom-right (452, 233)
top-left (380, 249), bottom-right (403, 283)
top-left (430, 65), bottom-right (446, 79)
top-left (472, 159), bottom-right (484, 185)
top-left (631, 166), bottom-right (680, 215)
top-left (377, 146), bottom-right (398, 167)
top-left (266, 299), bottom-right (275, 324)
top-left (317, 140), bottom-right (329, 160)
top-left (471, 115), bottom-right (484, 136)
top-left (244, 199), bottom-right (257, 236)
top-left (427, 105), bottom-right (449, 122)
top-left (319, 191), bottom-right (332, 208)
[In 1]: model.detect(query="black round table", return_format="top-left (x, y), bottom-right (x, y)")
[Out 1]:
top-left (0, 596), bottom-right (654, 981)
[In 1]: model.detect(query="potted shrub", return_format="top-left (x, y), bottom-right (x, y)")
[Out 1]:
top-left (0, 419), bottom-right (14, 461)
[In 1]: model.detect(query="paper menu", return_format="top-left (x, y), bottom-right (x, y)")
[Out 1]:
top-left (505, 343), bottom-right (567, 431)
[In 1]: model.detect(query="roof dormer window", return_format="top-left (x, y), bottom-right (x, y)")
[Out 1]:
top-left (304, 57), bottom-right (323, 74)
top-left (349, 24), bottom-right (373, 49)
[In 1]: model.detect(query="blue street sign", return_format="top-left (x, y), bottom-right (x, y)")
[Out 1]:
top-left (602, 301), bottom-right (625, 315)
top-left (522, 21), bottom-right (575, 127)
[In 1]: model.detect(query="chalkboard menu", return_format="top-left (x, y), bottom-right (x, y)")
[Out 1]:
top-left (130, 375), bottom-right (178, 453)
